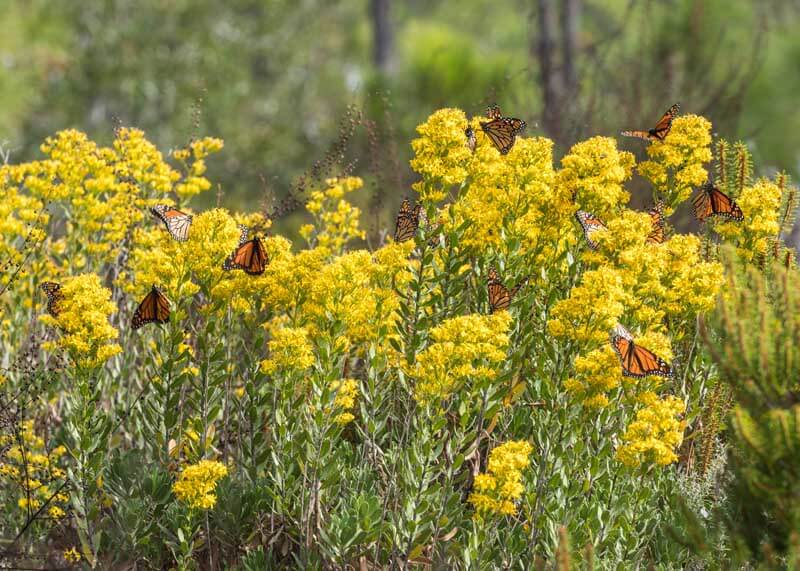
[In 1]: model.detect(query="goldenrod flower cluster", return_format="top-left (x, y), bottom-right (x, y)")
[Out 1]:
top-left (557, 136), bottom-right (635, 217)
top-left (329, 378), bottom-right (359, 425)
top-left (63, 547), bottom-right (82, 563)
top-left (172, 137), bottom-right (224, 198)
top-left (40, 273), bottom-right (121, 369)
top-left (468, 440), bottom-right (532, 517)
top-left (300, 177), bottom-right (366, 255)
top-left (637, 115), bottom-right (713, 205)
top-left (410, 108), bottom-right (472, 202)
top-left (546, 120), bottom-right (721, 412)
top-left (0, 420), bottom-right (69, 517)
top-left (714, 178), bottom-right (783, 261)
top-left (0, 183), bottom-right (47, 281)
top-left (172, 459), bottom-right (229, 510)
top-left (409, 312), bottom-right (511, 403)
top-left (260, 325), bottom-right (316, 375)
top-left (412, 108), bottom-right (573, 262)
top-left (616, 395), bottom-right (686, 467)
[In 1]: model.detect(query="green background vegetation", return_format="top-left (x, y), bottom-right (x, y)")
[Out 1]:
top-left (2, 0), bottom-right (799, 236)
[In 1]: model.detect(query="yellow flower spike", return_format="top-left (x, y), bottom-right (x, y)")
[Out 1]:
top-left (715, 178), bottom-right (782, 261)
top-left (260, 325), bottom-right (315, 375)
top-left (617, 396), bottom-right (686, 468)
top-left (547, 266), bottom-right (630, 345)
top-left (637, 115), bottom-right (713, 206)
top-left (172, 459), bottom-right (229, 510)
top-left (558, 136), bottom-right (635, 218)
top-left (410, 312), bottom-right (511, 404)
top-left (410, 108), bottom-right (472, 203)
top-left (39, 273), bottom-right (121, 369)
top-left (303, 177), bottom-right (365, 254)
top-left (469, 440), bottom-right (532, 517)
top-left (63, 547), bottom-right (82, 563)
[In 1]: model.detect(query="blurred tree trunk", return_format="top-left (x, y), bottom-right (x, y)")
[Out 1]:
top-left (370, 0), bottom-right (393, 74)
top-left (532, 0), bottom-right (581, 146)
top-left (533, 0), bottom-right (562, 142)
top-left (561, 0), bottom-right (580, 98)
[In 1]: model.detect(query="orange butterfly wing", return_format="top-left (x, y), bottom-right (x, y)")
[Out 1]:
top-left (650, 103), bottom-right (680, 140)
top-left (610, 325), bottom-right (672, 378)
top-left (621, 103), bottom-right (679, 141)
top-left (646, 202), bottom-right (666, 244)
top-left (40, 281), bottom-right (63, 317)
top-left (487, 268), bottom-right (528, 313)
top-left (132, 286), bottom-right (171, 330)
top-left (224, 238), bottom-right (268, 275)
top-left (486, 104), bottom-right (502, 120)
top-left (222, 226), bottom-right (269, 275)
top-left (692, 182), bottom-right (744, 222)
top-left (394, 199), bottom-right (422, 242)
top-left (151, 205), bottom-right (192, 242)
top-left (479, 105), bottom-right (527, 155)
top-left (575, 210), bottom-right (607, 250)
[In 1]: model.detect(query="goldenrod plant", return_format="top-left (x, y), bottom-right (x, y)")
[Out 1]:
top-left (0, 107), bottom-right (796, 568)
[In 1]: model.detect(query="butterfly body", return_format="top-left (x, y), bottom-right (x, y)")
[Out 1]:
top-left (223, 225), bottom-right (269, 275)
top-left (40, 282), bottom-right (63, 317)
top-left (646, 201), bottom-right (666, 244)
top-left (394, 198), bottom-right (423, 243)
top-left (575, 210), bottom-right (607, 250)
top-left (621, 103), bottom-right (680, 142)
top-left (480, 104), bottom-right (526, 155)
top-left (487, 267), bottom-right (528, 313)
top-left (610, 324), bottom-right (672, 378)
top-left (692, 181), bottom-right (744, 222)
top-left (132, 285), bottom-right (171, 330)
top-left (151, 205), bottom-right (192, 242)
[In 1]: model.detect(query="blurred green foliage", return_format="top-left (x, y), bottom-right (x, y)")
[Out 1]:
top-left (1, 0), bottom-right (799, 225)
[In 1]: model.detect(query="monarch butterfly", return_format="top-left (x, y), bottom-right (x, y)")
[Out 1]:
top-left (487, 267), bottom-right (529, 313)
top-left (465, 127), bottom-right (477, 152)
top-left (480, 104), bottom-right (527, 155)
top-left (646, 201), bottom-right (666, 244)
top-left (610, 324), bottom-right (673, 378)
top-left (40, 282), bottom-right (63, 317)
top-left (621, 103), bottom-right (680, 142)
top-left (692, 181), bottom-right (744, 222)
top-left (151, 205), bottom-right (192, 242)
top-left (131, 285), bottom-right (171, 330)
top-left (394, 198), bottom-right (423, 243)
top-left (575, 210), bottom-right (607, 250)
top-left (222, 225), bottom-right (269, 275)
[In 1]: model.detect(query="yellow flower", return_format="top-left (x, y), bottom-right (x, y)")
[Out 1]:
top-left (446, 136), bottom-right (568, 257)
top-left (260, 325), bottom-right (315, 375)
top-left (565, 346), bottom-right (623, 407)
top-left (330, 378), bottom-right (359, 425)
top-left (616, 396), bottom-right (686, 468)
top-left (39, 273), bottom-right (121, 369)
top-left (410, 108), bottom-right (472, 202)
top-left (547, 266), bottom-right (630, 345)
top-left (558, 136), bottom-right (635, 217)
top-left (660, 234), bottom-right (724, 317)
top-left (715, 178), bottom-right (783, 261)
top-left (302, 177), bottom-right (366, 255)
top-left (127, 208), bottom-right (242, 302)
top-left (469, 440), bottom-right (532, 517)
top-left (410, 312), bottom-right (511, 403)
top-left (18, 497), bottom-right (42, 509)
top-left (636, 115), bottom-right (712, 205)
top-left (172, 459), bottom-right (229, 510)
top-left (63, 547), bottom-right (82, 563)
